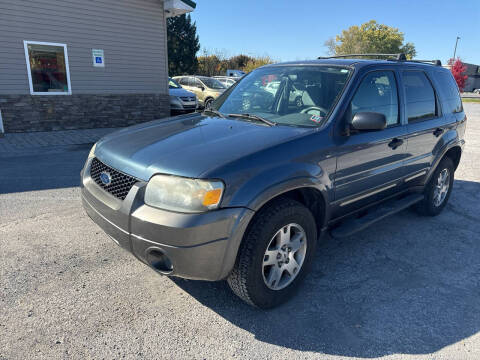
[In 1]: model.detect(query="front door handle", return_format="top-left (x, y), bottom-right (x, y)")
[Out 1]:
top-left (433, 128), bottom-right (444, 137)
top-left (388, 138), bottom-right (404, 150)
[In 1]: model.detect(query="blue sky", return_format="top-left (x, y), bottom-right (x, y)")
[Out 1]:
top-left (191, 0), bottom-right (480, 65)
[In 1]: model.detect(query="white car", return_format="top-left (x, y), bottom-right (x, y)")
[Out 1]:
top-left (213, 76), bottom-right (238, 88)
top-left (264, 81), bottom-right (308, 107)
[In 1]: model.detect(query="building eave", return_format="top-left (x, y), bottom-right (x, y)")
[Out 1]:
top-left (164, 0), bottom-right (196, 18)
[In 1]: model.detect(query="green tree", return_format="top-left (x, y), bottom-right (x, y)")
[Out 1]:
top-left (325, 20), bottom-right (416, 59)
top-left (167, 14), bottom-right (200, 76)
top-left (226, 54), bottom-right (251, 70)
top-left (197, 49), bottom-right (228, 76)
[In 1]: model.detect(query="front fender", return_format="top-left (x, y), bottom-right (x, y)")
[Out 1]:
top-left (226, 162), bottom-right (332, 212)
top-left (217, 165), bottom-right (332, 279)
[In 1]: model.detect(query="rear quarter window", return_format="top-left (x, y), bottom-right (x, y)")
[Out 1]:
top-left (434, 71), bottom-right (463, 114)
top-left (402, 71), bottom-right (437, 122)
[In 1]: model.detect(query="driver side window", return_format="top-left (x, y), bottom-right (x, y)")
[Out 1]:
top-left (351, 71), bottom-right (399, 126)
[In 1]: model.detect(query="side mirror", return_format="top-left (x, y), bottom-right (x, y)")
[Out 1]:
top-left (198, 85), bottom-right (205, 91)
top-left (351, 112), bottom-right (387, 131)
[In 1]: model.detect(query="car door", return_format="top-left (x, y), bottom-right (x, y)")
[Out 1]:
top-left (334, 69), bottom-right (408, 207)
top-left (401, 69), bottom-right (453, 178)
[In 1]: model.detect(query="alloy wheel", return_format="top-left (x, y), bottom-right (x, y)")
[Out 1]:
top-left (433, 168), bottom-right (450, 207)
top-left (262, 223), bottom-right (307, 290)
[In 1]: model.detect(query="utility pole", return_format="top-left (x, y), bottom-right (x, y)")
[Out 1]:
top-left (453, 36), bottom-right (460, 61)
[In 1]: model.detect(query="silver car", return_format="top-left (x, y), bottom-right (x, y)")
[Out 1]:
top-left (169, 77), bottom-right (197, 114)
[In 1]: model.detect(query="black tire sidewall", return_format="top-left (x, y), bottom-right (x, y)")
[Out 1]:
top-left (243, 201), bottom-right (317, 308)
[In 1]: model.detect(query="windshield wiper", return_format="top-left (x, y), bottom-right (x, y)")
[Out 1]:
top-left (201, 108), bottom-right (226, 118)
top-left (227, 113), bottom-right (276, 127)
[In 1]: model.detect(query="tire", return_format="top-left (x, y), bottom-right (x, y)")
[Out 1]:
top-left (227, 198), bottom-right (317, 309)
top-left (416, 157), bottom-right (454, 216)
top-left (204, 98), bottom-right (213, 109)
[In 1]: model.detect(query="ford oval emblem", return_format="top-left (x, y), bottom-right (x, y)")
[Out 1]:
top-left (99, 171), bottom-right (112, 186)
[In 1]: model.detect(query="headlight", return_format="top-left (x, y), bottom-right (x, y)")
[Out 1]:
top-left (145, 175), bottom-right (224, 213)
top-left (88, 143), bottom-right (96, 159)
top-left (169, 95), bottom-right (182, 106)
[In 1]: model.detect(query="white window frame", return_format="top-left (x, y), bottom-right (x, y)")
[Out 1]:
top-left (23, 41), bottom-right (72, 95)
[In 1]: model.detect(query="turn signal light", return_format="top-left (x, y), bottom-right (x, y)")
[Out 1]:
top-left (203, 189), bottom-right (222, 207)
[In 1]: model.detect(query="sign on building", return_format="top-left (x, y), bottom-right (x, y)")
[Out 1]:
top-left (92, 49), bottom-right (105, 67)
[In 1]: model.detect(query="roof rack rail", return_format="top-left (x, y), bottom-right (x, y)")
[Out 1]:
top-left (407, 59), bottom-right (442, 66)
top-left (318, 53), bottom-right (443, 66)
top-left (318, 53), bottom-right (407, 61)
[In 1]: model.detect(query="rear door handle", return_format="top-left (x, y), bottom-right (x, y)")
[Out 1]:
top-left (388, 138), bottom-right (404, 150)
top-left (433, 128), bottom-right (444, 137)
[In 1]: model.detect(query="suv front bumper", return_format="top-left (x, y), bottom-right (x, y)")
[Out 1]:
top-left (81, 159), bottom-right (254, 281)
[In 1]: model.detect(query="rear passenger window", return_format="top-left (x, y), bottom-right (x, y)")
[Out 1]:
top-left (193, 78), bottom-right (203, 87)
top-left (403, 71), bottom-right (437, 122)
top-left (178, 77), bottom-right (188, 86)
top-left (351, 71), bottom-right (399, 126)
top-left (435, 71), bottom-right (463, 114)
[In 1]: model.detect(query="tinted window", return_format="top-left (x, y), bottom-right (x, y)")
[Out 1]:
top-left (435, 71), bottom-right (462, 113)
top-left (187, 77), bottom-right (196, 87)
top-left (403, 71), bottom-right (436, 122)
top-left (169, 77), bottom-right (181, 89)
top-left (351, 71), bottom-right (399, 126)
top-left (193, 77), bottom-right (203, 88)
top-left (178, 77), bottom-right (188, 86)
top-left (198, 77), bottom-right (226, 89)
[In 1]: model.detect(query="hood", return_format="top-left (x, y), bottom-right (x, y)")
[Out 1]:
top-left (95, 114), bottom-right (310, 181)
top-left (169, 87), bottom-right (195, 97)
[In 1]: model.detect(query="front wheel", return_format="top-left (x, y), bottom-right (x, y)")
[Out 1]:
top-left (204, 98), bottom-right (214, 109)
top-left (416, 157), bottom-right (454, 216)
top-left (227, 198), bottom-right (317, 308)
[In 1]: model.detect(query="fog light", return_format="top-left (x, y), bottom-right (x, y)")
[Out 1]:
top-left (146, 248), bottom-right (173, 274)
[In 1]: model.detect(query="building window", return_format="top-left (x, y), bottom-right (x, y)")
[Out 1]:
top-left (23, 41), bottom-right (72, 95)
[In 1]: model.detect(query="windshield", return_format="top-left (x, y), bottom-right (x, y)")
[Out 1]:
top-left (199, 77), bottom-right (226, 90)
top-left (169, 77), bottom-right (181, 89)
top-left (215, 65), bottom-right (352, 127)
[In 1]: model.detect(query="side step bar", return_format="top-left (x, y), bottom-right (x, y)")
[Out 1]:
top-left (330, 193), bottom-right (424, 239)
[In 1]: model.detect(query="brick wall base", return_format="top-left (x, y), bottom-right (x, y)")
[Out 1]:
top-left (0, 94), bottom-right (170, 132)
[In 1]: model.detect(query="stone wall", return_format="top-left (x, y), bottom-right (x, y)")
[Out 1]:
top-left (0, 94), bottom-right (170, 132)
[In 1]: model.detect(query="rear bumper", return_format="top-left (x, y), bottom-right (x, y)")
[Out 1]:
top-left (81, 160), bottom-right (254, 281)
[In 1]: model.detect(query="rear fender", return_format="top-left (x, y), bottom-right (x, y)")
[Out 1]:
top-left (424, 133), bottom-right (464, 185)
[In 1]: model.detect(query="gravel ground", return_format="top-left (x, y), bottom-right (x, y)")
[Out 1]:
top-left (1, 104), bottom-right (479, 360)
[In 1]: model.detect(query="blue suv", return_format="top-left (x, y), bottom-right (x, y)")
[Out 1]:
top-left (81, 54), bottom-right (466, 308)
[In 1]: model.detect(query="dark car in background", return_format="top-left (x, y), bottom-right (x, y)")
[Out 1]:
top-left (82, 55), bottom-right (466, 308)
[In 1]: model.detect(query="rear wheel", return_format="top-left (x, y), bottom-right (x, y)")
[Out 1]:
top-left (416, 157), bottom-right (454, 216)
top-left (227, 198), bottom-right (317, 308)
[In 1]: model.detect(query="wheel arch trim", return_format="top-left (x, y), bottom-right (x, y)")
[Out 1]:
top-left (425, 139), bottom-right (464, 185)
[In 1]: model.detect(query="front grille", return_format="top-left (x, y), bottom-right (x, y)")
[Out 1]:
top-left (180, 96), bottom-right (196, 102)
top-left (90, 158), bottom-right (138, 200)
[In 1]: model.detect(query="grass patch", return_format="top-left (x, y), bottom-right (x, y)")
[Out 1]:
top-left (462, 98), bottom-right (480, 103)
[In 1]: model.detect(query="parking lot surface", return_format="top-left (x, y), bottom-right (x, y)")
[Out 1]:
top-left (1, 104), bottom-right (479, 360)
